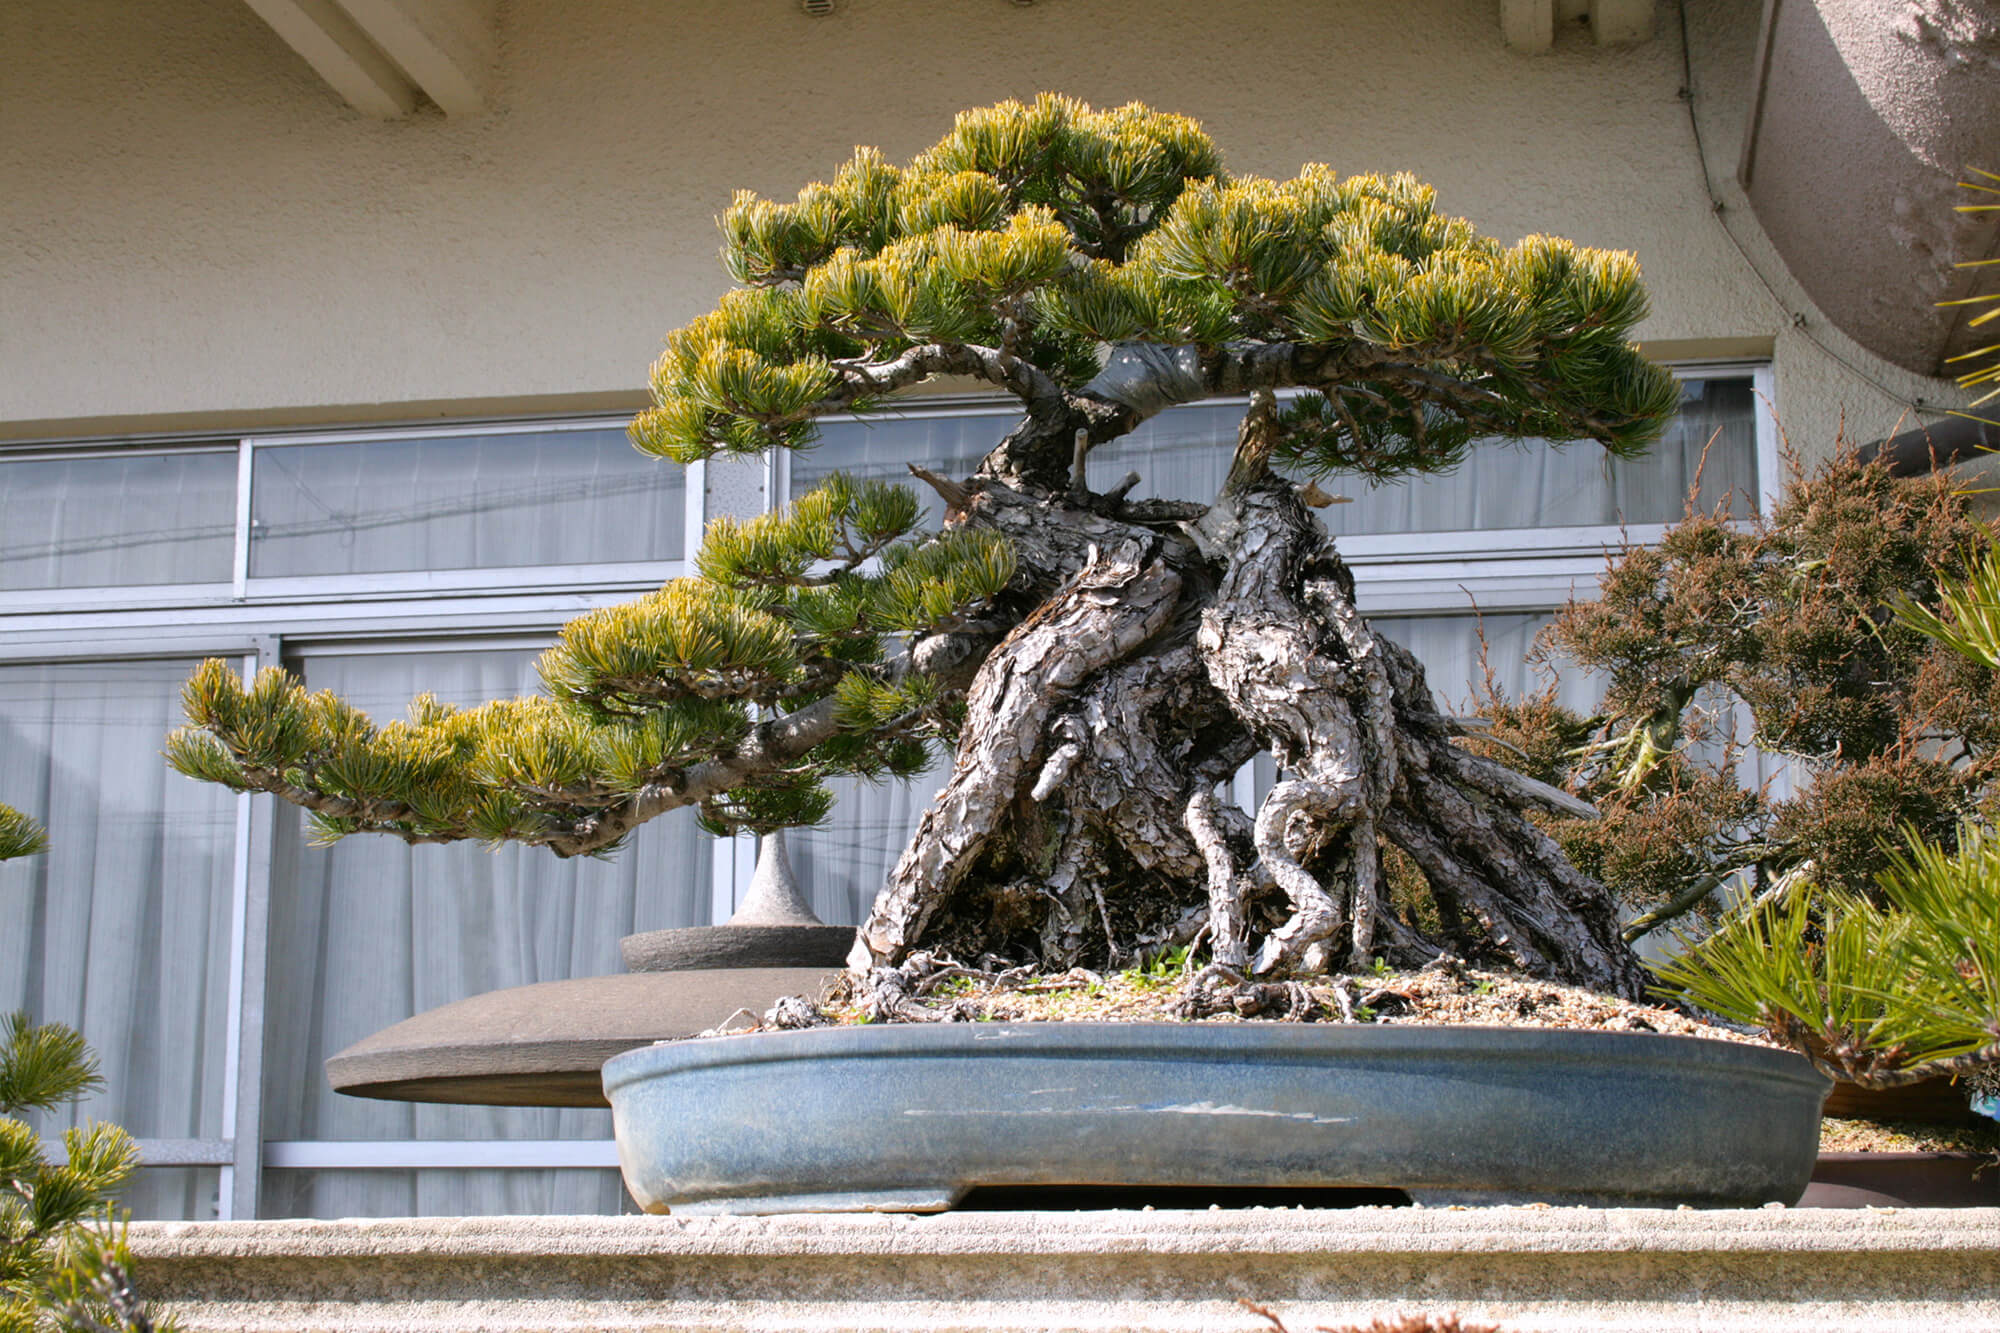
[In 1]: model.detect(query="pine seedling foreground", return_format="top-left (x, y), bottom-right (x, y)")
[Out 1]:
top-left (172, 96), bottom-right (1679, 999)
top-left (0, 819), bottom-right (169, 1333)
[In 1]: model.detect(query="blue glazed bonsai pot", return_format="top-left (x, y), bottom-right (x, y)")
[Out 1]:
top-left (603, 1022), bottom-right (1830, 1214)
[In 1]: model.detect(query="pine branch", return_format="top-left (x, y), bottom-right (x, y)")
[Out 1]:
top-left (0, 807), bottom-right (46, 864)
top-left (816, 340), bottom-right (1063, 412)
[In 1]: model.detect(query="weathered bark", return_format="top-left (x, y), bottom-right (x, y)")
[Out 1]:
top-left (847, 537), bottom-right (1186, 971)
top-left (851, 389), bottom-right (1653, 1000)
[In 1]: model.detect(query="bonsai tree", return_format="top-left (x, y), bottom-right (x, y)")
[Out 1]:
top-left (1654, 535), bottom-right (2000, 1107)
top-left (0, 813), bottom-right (169, 1333)
top-left (1464, 448), bottom-right (1999, 943)
top-left (169, 96), bottom-right (1681, 998)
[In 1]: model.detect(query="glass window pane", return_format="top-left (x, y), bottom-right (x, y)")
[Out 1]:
top-left (260, 1168), bottom-right (630, 1219)
top-left (260, 647), bottom-right (713, 1219)
top-left (1325, 375), bottom-right (1760, 536)
top-left (0, 660), bottom-right (237, 1159)
top-left (1085, 375), bottom-right (1760, 533)
top-left (116, 1168), bottom-right (221, 1224)
top-left (789, 412), bottom-right (1005, 529)
top-left (1084, 402), bottom-right (1242, 508)
top-left (1372, 612), bottom-right (1599, 714)
top-left (0, 450), bottom-right (236, 589)
top-left (791, 768), bottom-right (947, 928)
top-left (249, 426), bottom-right (684, 577)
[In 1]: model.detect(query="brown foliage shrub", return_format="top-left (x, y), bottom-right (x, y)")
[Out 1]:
top-left (1462, 444), bottom-right (1999, 935)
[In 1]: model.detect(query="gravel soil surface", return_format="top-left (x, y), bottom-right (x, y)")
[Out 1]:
top-left (1818, 1116), bottom-right (2000, 1153)
top-left (813, 959), bottom-right (1774, 1044)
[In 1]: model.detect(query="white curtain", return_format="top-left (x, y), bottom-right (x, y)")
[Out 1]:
top-left (1329, 376), bottom-right (1760, 535)
top-left (249, 427), bottom-right (685, 577)
top-left (0, 450), bottom-right (237, 590)
top-left (787, 410), bottom-right (1039, 920)
top-left (0, 658), bottom-right (237, 1221)
top-left (257, 647), bottom-right (712, 1219)
top-left (791, 768), bottom-right (949, 927)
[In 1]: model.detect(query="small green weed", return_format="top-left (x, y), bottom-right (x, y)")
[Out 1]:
top-left (1122, 944), bottom-right (1201, 991)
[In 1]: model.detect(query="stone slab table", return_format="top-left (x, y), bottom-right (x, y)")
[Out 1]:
top-left (131, 1206), bottom-right (2000, 1332)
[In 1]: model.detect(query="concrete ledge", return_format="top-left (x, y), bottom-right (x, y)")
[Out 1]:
top-left (131, 1208), bottom-right (2000, 1332)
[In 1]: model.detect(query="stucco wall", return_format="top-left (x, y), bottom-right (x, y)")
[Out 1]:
top-left (0, 0), bottom-right (1957, 455)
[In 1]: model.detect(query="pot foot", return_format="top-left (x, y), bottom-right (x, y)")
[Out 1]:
top-left (661, 1187), bottom-right (964, 1216)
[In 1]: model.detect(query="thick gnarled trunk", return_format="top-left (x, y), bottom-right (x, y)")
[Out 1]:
top-left (850, 394), bottom-right (1650, 1001)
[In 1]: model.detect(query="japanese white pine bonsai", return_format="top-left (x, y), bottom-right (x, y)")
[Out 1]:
top-left (169, 97), bottom-right (1680, 999)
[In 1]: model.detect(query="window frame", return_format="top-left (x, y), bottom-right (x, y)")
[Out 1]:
top-left (0, 415), bottom-right (705, 1220)
top-left (0, 416), bottom-right (705, 616)
top-left (773, 363), bottom-right (1776, 620)
top-left (0, 638), bottom-right (272, 1218)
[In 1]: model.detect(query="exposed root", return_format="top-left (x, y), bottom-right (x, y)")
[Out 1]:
top-left (1173, 963), bottom-right (1317, 1021)
top-left (853, 953), bottom-right (985, 1023)
top-left (763, 995), bottom-right (829, 1029)
top-left (1249, 777), bottom-right (1358, 973)
top-left (1184, 786), bottom-right (1251, 968)
top-left (853, 539), bottom-right (1183, 969)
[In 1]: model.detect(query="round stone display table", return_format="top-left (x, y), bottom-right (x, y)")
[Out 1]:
top-left (326, 967), bottom-right (841, 1107)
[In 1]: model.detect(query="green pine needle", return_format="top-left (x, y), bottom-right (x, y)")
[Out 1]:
top-left (0, 807), bottom-right (46, 863)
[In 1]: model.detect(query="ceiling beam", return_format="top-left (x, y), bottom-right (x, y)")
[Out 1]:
top-left (241, 0), bottom-right (419, 118)
top-left (1500, 0), bottom-right (1555, 54)
top-left (1501, 0), bottom-right (1656, 51)
top-left (1589, 0), bottom-right (1656, 45)
top-left (332, 0), bottom-right (496, 117)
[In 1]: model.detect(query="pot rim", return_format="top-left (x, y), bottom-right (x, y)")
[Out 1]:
top-left (601, 1019), bottom-right (1830, 1096)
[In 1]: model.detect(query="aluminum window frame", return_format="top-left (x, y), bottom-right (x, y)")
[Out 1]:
top-left (0, 637), bottom-right (274, 1220)
top-left (0, 413), bottom-right (712, 1217)
top-left (241, 418), bottom-right (703, 601)
top-left (0, 417), bottom-right (704, 615)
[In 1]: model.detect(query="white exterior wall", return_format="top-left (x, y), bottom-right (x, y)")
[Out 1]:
top-left (0, 0), bottom-right (1955, 452)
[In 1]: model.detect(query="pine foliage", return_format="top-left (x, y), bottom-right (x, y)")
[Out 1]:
top-left (1653, 828), bottom-right (2000, 1088)
top-left (170, 476), bottom-right (1012, 845)
top-left (0, 810), bottom-right (44, 865)
top-left (1942, 165), bottom-right (2000, 418)
top-left (173, 96), bottom-right (1675, 860)
top-left (0, 1014), bottom-right (170, 1333)
top-left (632, 94), bottom-right (1676, 471)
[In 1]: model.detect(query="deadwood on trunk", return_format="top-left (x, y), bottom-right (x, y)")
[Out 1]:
top-left (854, 387), bottom-right (1652, 1000)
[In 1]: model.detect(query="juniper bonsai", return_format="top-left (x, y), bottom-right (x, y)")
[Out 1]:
top-left (1654, 535), bottom-right (2000, 1099)
top-left (169, 96), bottom-right (1679, 997)
top-left (1466, 449), bottom-right (1999, 943)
